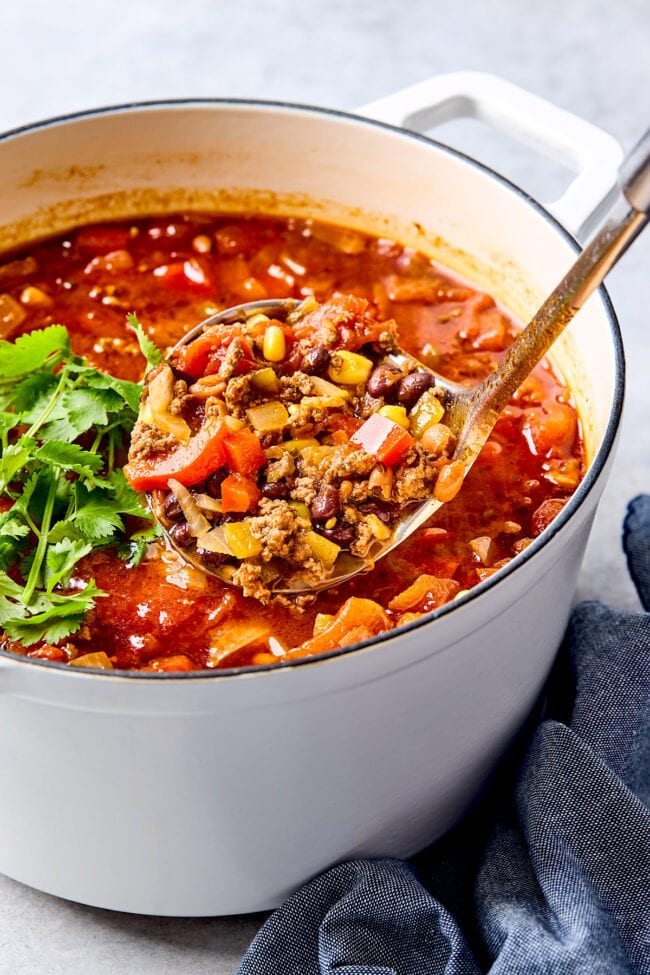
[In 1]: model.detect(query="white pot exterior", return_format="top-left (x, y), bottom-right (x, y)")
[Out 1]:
top-left (0, 96), bottom-right (623, 915)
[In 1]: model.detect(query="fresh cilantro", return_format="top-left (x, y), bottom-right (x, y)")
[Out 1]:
top-left (118, 521), bottom-right (163, 568)
top-left (127, 312), bottom-right (164, 371)
top-left (0, 323), bottom-right (164, 648)
top-left (0, 324), bottom-right (70, 377)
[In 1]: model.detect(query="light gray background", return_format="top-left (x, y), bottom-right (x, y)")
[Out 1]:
top-left (0, 1), bottom-right (648, 972)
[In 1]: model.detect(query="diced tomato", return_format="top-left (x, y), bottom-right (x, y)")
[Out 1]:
top-left (324, 412), bottom-right (364, 440)
top-left (218, 256), bottom-right (268, 301)
top-left (84, 249), bottom-right (134, 275)
top-left (223, 428), bottom-right (266, 476)
top-left (124, 419), bottom-right (230, 491)
top-left (388, 574), bottom-right (459, 613)
top-left (153, 258), bottom-right (214, 295)
top-left (143, 654), bottom-right (196, 672)
top-left (291, 294), bottom-right (398, 351)
top-left (76, 226), bottom-right (131, 255)
top-left (350, 413), bottom-right (414, 466)
top-left (174, 331), bottom-right (224, 378)
top-left (285, 597), bottom-right (390, 658)
top-left (174, 329), bottom-right (256, 380)
top-left (204, 336), bottom-right (257, 378)
top-left (522, 403), bottom-right (577, 456)
top-left (28, 645), bottom-right (68, 663)
top-left (214, 223), bottom-right (263, 256)
top-left (221, 473), bottom-right (262, 513)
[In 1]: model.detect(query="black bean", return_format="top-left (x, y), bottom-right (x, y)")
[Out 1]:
top-left (206, 469), bottom-right (227, 498)
top-left (367, 364), bottom-right (401, 399)
top-left (321, 520), bottom-right (356, 548)
top-left (195, 547), bottom-right (229, 567)
top-left (262, 480), bottom-right (291, 500)
top-left (170, 521), bottom-right (193, 548)
top-left (358, 500), bottom-right (396, 524)
top-left (396, 371), bottom-right (434, 407)
top-left (162, 493), bottom-right (184, 522)
top-left (301, 347), bottom-right (331, 375)
top-left (311, 485), bottom-right (342, 521)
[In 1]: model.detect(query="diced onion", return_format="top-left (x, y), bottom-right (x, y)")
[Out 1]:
top-left (148, 363), bottom-right (174, 413)
top-left (196, 526), bottom-right (233, 555)
top-left (309, 375), bottom-right (351, 400)
top-left (193, 494), bottom-right (223, 513)
top-left (246, 401), bottom-right (289, 432)
top-left (146, 363), bottom-right (191, 444)
top-left (168, 479), bottom-right (210, 536)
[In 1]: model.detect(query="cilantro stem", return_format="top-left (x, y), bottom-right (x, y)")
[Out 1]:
top-left (21, 472), bottom-right (58, 606)
top-left (24, 366), bottom-right (70, 440)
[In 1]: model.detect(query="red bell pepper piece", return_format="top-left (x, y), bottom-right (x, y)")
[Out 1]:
top-left (221, 473), bottom-right (262, 513)
top-left (223, 428), bottom-right (266, 476)
top-left (124, 419), bottom-right (229, 491)
top-left (350, 413), bottom-right (414, 466)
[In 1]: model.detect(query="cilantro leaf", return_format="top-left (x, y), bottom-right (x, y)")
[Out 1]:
top-left (127, 312), bottom-right (164, 371)
top-left (33, 440), bottom-right (103, 479)
top-left (0, 410), bottom-right (19, 439)
top-left (0, 442), bottom-right (34, 492)
top-left (0, 325), bottom-right (70, 378)
top-left (3, 372), bottom-right (58, 413)
top-left (2, 582), bottom-right (106, 645)
top-left (83, 370), bottom-right (143, 414)
top-left (0, 323), bottom-right (157, 655)
top-left (45, 538), bottom-right (93, 592)
top-left (118, 521), bottom-right (163, 567)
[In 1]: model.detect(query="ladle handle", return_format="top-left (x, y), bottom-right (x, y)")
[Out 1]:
top-left (458, 130), bottom-right (650, 449)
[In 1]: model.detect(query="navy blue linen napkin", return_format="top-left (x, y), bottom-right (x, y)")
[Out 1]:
top-left (238, 496), bottom-right (650, 975)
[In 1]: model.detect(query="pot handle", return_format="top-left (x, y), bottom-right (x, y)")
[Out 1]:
top-left (358, 71), bottom-right (623, 239)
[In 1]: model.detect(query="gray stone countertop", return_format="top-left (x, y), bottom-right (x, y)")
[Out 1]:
top-left (0, 1), bottom-right (648, 971)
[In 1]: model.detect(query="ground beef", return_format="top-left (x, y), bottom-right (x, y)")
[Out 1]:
top-left (169, 379), bottom-right (190, 416)
top-left (392, 446), bottom-right (442, 503)
top-left (290, 476), bottom-right (318, 505)
top-left (280, 372), bottom-right (314, 401)
top-left (267, 451), bottom-right (295, 483)
top-left (322, 445), bottom-right (376, 482)
top-left (218, 336), bottom-right (244, 381)
top-left (128, 419), bottom-right (178, 463)
top-left (224, 374), bottom-right (262, 416)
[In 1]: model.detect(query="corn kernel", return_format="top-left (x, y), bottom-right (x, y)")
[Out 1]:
top-left (327, 350), bottom-right (373, 385)
top-left (263, 324), bottom-right (286, 361)
top-left (378, 405), bottom-right (410, 429)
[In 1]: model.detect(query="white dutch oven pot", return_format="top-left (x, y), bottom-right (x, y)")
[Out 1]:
top-left (0, 73), bottom-right (624, 915)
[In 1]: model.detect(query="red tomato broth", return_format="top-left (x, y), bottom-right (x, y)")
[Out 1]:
top-left (0, 214), bottom-right (584, 671)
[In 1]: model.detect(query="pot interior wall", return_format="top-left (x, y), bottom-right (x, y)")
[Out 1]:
top-left (0, 103), bottom-right (619, 463)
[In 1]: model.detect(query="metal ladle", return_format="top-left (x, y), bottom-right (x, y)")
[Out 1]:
top-left (161, 130), bottom-right (650, 594)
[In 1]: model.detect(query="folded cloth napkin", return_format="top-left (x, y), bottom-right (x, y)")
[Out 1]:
top-left (238, 496), bottom-right (650, 975)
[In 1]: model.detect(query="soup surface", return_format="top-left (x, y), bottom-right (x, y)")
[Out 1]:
top-left (0, 214), bottom-right (583, 671)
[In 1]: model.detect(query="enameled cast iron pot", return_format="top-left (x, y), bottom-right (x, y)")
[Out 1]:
top-left (0, 73), bottom-right (625, 915)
